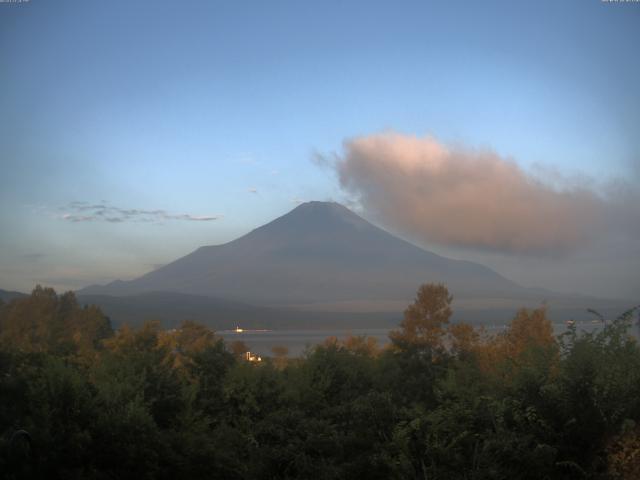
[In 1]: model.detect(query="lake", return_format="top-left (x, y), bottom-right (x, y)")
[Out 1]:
top-left (217, 321), bottom-right (634, 357)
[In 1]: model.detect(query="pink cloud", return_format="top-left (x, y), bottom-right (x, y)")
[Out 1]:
top-left (330, 132), bottom-right (618, 254)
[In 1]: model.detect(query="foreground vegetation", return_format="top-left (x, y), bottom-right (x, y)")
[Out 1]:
top-left (0, 285), bottom-right (639, 479)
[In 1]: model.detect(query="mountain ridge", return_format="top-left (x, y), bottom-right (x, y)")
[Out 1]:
top-left (0, 288), bottom-right (28, 303)
top-left (78, 201), bottom-right (528, 303)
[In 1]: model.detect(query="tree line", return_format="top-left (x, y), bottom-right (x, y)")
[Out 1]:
top-left (0, 284), bottom-right (639, 479)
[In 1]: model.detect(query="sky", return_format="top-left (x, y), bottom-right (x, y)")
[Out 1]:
top-left (0, 0), bottom-right (639, 299)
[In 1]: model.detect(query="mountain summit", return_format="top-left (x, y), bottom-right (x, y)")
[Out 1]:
top-left (79, 201), bottom-right (522, 304)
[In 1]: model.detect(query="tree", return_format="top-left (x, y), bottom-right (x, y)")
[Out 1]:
top-left (229, 340), bottom-right (249, 357)
top-left (448, 321), bottom-right (481, 358)
top-left (271, 345), bottom-right (289, 369)
top-left (158, 320), bottom-right (219, 370)
top-left (271, 345), bottom-right (289, 358)
top-left (606, 422), bottom-right (640, 479)
top-left (0, 286), bottom-right (112, 356)
top-left (504, 307), bottom-right (556, 359)
top-left (343, 335), bottom-right (379, 357)
top-left (389, 283), bottom-right (453, 352)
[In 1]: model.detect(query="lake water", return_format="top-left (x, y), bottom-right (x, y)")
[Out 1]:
top-left (217, 321), bottom-right (635, 357)
top-left (218, 328), bottom-right (392, 357)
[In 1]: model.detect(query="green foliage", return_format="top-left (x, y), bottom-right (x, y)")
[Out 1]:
top-left (0, 285), bottom-right (638, 478)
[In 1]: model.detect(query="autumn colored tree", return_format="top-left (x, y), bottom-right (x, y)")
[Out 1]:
top-left (389, 283), bottom-right (453, 352)
top-left (342, 334), bottom-right (379, 356)
top-left (448, 321), bottom-right (482, 357)
top-left (158, 320), bottom-right (220, 370)
top-left (1, 283), bottom-right (638, 479)
top-left (0, 286), bottom-right (112, 356)
top-left (605, 422), bottom-right (640, 479)
top-left (475, 306), bottom-right (558, 379)
top-left (229, 340), bottom-right (249, 357)
top-left (504, 306), bottom-right (556, 358)
top-left (271, 345), bottom-right (289, 369)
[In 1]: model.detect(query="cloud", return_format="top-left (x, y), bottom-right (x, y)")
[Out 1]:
top-left (63, 214), bottom-right (97, 222)
top-left (163, 214), bottom-right (220, 221)
top-left (324, 132), bottom-right (638, 255)
top-left (59, 203), bottom-right (221, 224)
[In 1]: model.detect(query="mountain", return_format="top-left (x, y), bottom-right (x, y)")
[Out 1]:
top-left (0, 288), bottom-right (28, 302)
top-left (76, 291), bottom-right (397, 330)
top-left (76, 290), bottom-right (633, 330)
top-left (79, 201), bottom-right (528, 305)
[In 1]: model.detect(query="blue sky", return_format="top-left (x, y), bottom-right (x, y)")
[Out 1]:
top-left (1, 0), bottom-right (638, 297)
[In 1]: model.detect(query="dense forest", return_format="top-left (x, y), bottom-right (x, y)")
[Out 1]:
top-left (1, 284), bottom-right (639, 479)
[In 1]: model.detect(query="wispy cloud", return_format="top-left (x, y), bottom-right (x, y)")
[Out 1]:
top-left (320, 132), bottom-right (639, 255)
top-left (59, 202), bottom-right (222, 224)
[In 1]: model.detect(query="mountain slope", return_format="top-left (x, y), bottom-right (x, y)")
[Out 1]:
top-left (79, 201), bottom-right (526, 304)
top-left (76, 291), bottom-right (398, 329)
top-left (0, 288), bottom-right (28, 303)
